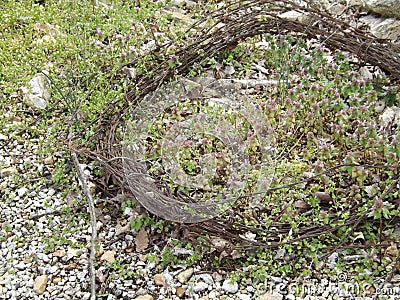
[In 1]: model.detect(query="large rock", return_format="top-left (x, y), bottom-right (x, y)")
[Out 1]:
top-left (22, 72), bottom-right (51, 109)
top-left (362, 0), bottom-right (400, 18)
top-left (379, 106), bottom-right (400, 128)
top-left (360, 15), bottom-right (400, 44)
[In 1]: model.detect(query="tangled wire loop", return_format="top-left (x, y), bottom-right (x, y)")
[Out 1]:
top-left (123, 78), bottom-right (275, 223)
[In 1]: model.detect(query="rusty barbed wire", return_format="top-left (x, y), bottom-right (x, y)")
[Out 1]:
top-left (79, 0), bottom-right (400, 249)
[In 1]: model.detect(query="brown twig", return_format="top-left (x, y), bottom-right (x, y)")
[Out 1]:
top-left (71, 152), bottom-right (97, 300)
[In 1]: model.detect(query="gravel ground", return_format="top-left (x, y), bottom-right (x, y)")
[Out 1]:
top-left (0, 131), bottom-right (276, 300)
top-left (0, 132), bottom-right (271, 300)
top-left (2, 97), bottom-right (400, 300)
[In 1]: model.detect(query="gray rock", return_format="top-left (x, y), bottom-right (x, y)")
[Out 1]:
top-left (37, 266), bottom-right (47, 275)
top-left (349, 0), bottom-right (364, 5)
top-left (163, 272), bottom-right (174, 285)
top-left (360, 15), bottom-right (400, 44)
top-left (37, 253), bottom-right (50, 263)
top-left (270, 276), bottom-right (283, 283)
top-left (28, 191), bottom-right (37, 197)
top-left (327, 3), bottom-right (346, 15)
top-left (192, 281), bottom-right (208, 292)
top-left (380, 107), bottom-right (400, 128)
top-left (222, 279), bottom-right (238, 294)
top-left (123, 68), bottom-right (136, 79)
top-left (172, 247), bottom-right (194, 256)
top-left (224, 65), bottom-right (235, 75)
top-left (147, 262), bottom-right (156, 270)
top-left (359, 66), bottom-right (373, 80)
top-left (17, 187), bottom-right (28, 197)
top-left (15, 262), bottom-right (26, 270)
top-left (278, 10), bottom-right (314, 25)
top-left (17, 286), bottom-right (27, 295)
top-left (246, 286), bottom-right (254, 293)
top-left (48, 265), bottom-right (58, 274)
top-left (197, 273), bottom-right (214, 285)
top-left (274, 248), bottom-right (286, 260)
top-left (140, 40), bottom-right (157, 54)
top-left (362, 0), bottom-right (400, 18)
top-left (23, 73), bottom-right (51, 109)
top-left (213, 272), bottom-right (223, 283)
top-left (47, 188), bottom-right (55, 196)
top-left (238, 294), bottom-right (251, 300)
top-left (328, 252), bottom-right (339, 269)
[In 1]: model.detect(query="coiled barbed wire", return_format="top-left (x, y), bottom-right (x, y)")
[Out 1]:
top-left (123, 78), bottom-right (275, 223)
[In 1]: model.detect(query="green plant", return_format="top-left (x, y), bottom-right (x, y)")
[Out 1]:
top-left (108, 259), bottom-right (137, 279)
top-left (1, 0), bottom-right (399, 289)
top-left (121, 198), bottom-right (137, 212)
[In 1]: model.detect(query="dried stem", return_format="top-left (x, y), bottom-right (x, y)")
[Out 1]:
top-left (71, 152), bottom-right (97, 300)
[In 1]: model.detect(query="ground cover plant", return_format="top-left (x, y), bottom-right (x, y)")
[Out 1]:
top-left (1, 0), bottom-right (400, 298)
top-left (128, 32), bottom-right (400, 283)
